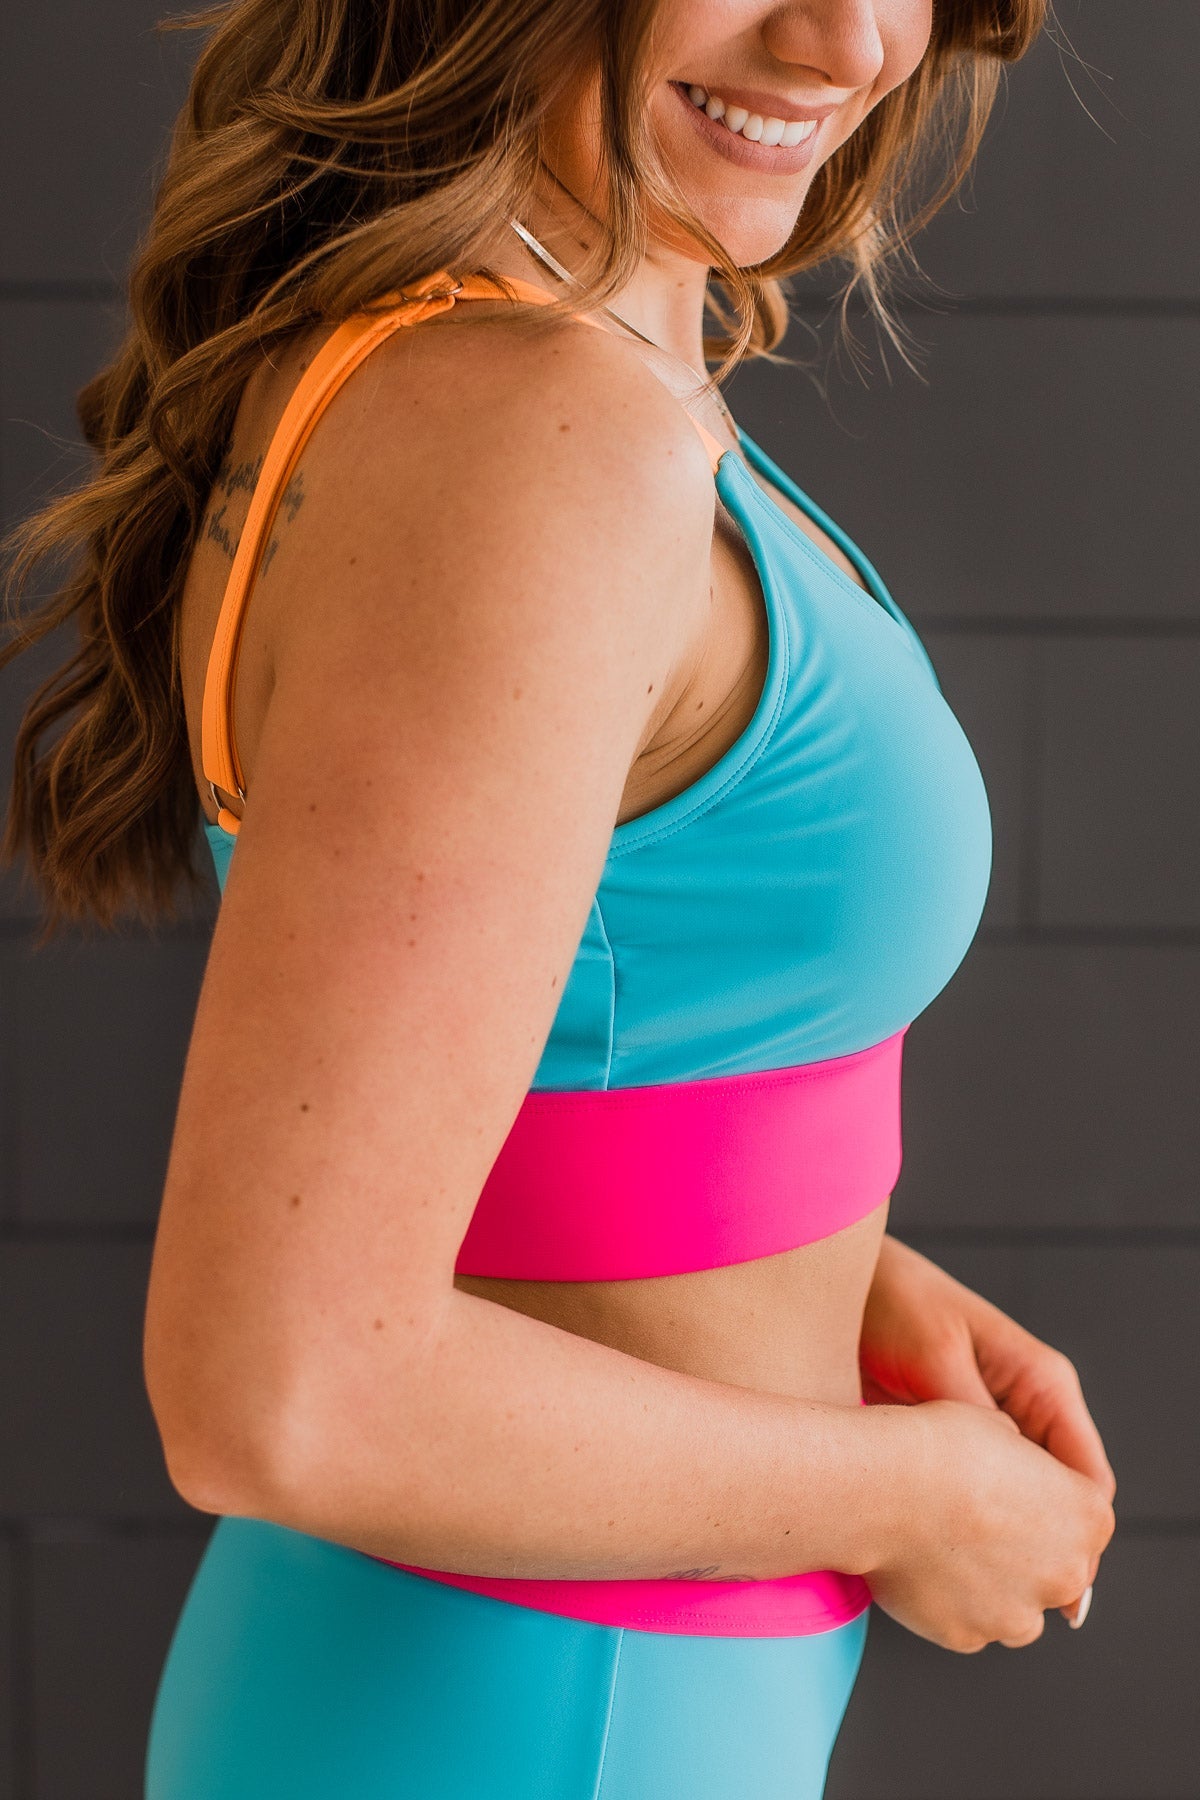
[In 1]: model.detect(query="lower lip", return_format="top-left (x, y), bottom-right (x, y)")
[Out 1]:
top-left (669, 81), bottom-right (822, 176)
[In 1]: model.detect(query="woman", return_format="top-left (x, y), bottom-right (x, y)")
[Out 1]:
top-left (2, 0), bottom-right (1117, 1795)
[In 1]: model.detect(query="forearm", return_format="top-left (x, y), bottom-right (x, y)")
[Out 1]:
top-left (220, 1286), bottom-right (913, 1584)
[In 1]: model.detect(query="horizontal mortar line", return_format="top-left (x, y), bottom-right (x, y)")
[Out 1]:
top-left (0, 278), bottom-right (125, 303)
top-left (976, 925), bottom-right (1200, 947)
top-left (901, 1226), bottom-right (1200, 1249)
top-left (889, 1792), bottom-right (1195, 1800)
top-left (914, 616), bottom-right (1200, 637)
top-left (0, 913), bottom-right (216, 943)
top-left (1098, 1517), bottom-right (1200, 1538)
top-left (0, 1516), bottom-right (209, 1540)
top-left (0, 1221), bottom-right (157, 1243)
top-left (789, 292), bottom-right (1200, 318)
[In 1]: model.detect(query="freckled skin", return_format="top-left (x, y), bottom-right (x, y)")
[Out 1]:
top-left (202, 457), bottom-right (307, 573)
top-left (173, 0), bottom-right (951, 1588)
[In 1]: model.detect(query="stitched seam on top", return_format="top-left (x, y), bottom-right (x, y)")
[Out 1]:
top-left (591, 892), bottom-right (618, 1091)
top-left (591, 1627), bottom-right (625, 1800)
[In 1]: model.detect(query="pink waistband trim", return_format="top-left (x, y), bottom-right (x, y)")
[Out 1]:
top-left (454, 1030), bottom-right (906, 1280)
top-left (376, 1560), bottom-right (872, 1637)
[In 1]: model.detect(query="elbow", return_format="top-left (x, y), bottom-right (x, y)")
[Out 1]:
top-left (158, 1432), bottom-right (251, 1518)
top-left (154, 1390), bottom-right (324, 1523)
top-left (149, 1385), bottom-right (296, 1520)
top-left (144, 1279), bottom-right (453, 1525)
top-left (143, 1268), bottom-right (327, 1521)
top-left (144, 1338), bottom-right (306, 1522)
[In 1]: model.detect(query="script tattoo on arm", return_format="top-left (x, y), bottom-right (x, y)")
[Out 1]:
top-left (259, 470), bottom-right (306, 576)
top-left (201, 457), bottom-right (307, 575)
top-left (203, 453), bottom-right (263, 562)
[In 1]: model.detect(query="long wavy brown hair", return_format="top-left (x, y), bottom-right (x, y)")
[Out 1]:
top-left (2, 0), bottom-right (1048, 940)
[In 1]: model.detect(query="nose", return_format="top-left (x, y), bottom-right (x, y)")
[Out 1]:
top-left (763, 0), bottom-right (887, 95)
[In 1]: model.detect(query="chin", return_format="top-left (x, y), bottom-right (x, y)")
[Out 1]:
top-left (671, 197), bottom-right (814, 270)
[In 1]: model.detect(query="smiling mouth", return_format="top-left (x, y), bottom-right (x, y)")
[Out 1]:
top-left (673, 82), bottom-right (819, 148)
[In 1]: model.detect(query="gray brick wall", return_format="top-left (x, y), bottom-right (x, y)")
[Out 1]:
top-left (2, 2), bottom-right (1196, 1796)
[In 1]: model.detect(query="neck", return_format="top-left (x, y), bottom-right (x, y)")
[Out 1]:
top-left (493, 168), bottom-right (714, 378)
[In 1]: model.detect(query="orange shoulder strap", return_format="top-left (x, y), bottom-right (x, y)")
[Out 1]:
top-left (200, 269), bottom-right (728, 833)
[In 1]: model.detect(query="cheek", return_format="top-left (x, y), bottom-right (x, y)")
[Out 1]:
top-left (880, 0), bottom-right (935, 91)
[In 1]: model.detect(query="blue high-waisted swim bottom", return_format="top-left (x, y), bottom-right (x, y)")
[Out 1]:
top-left (146, 1515), bottom-right (869, 1799)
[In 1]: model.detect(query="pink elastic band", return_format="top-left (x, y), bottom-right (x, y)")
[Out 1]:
top-left (455, 1030), bottom-right (906, 1280)
top-left (379, 1559), bottom-right (871, 1637)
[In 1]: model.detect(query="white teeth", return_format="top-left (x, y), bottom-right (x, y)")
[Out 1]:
top-left (683, 84), bottom-right (817, 148)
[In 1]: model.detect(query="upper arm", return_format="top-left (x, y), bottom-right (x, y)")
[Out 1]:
top-left (145, 320), bottom-right (714, 1480)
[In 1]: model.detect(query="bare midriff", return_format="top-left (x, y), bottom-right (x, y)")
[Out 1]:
top-left (179, 309), bottom-right (889, 1432)
top-left (454, 1200), bottom-right (889, 1411)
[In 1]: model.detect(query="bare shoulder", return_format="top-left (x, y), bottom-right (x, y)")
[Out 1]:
top-left (367, 298), bottom-right (717, 482)
top-left (268, 300), bottom-right (718, 598)
top-left (249, 300), bottom-right (718, 798)
top-left (184, 300), bottom-right (717, 826)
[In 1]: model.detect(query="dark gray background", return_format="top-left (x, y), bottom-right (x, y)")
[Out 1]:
top-left (1, 3), bottom-right (1197, 1796)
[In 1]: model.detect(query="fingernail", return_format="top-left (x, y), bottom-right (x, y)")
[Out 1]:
top-left (1069, 1583), bottom-right (1093, 1630)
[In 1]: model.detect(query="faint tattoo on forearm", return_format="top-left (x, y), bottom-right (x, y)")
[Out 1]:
top-left (663, 1565), bottom-right (759, 1581)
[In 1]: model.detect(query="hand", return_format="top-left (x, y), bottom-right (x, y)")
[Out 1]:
top-left (860, 1234), bottom-right (1116, 1623)
top-left (866, 1396), bottom-right (1115, 1653)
